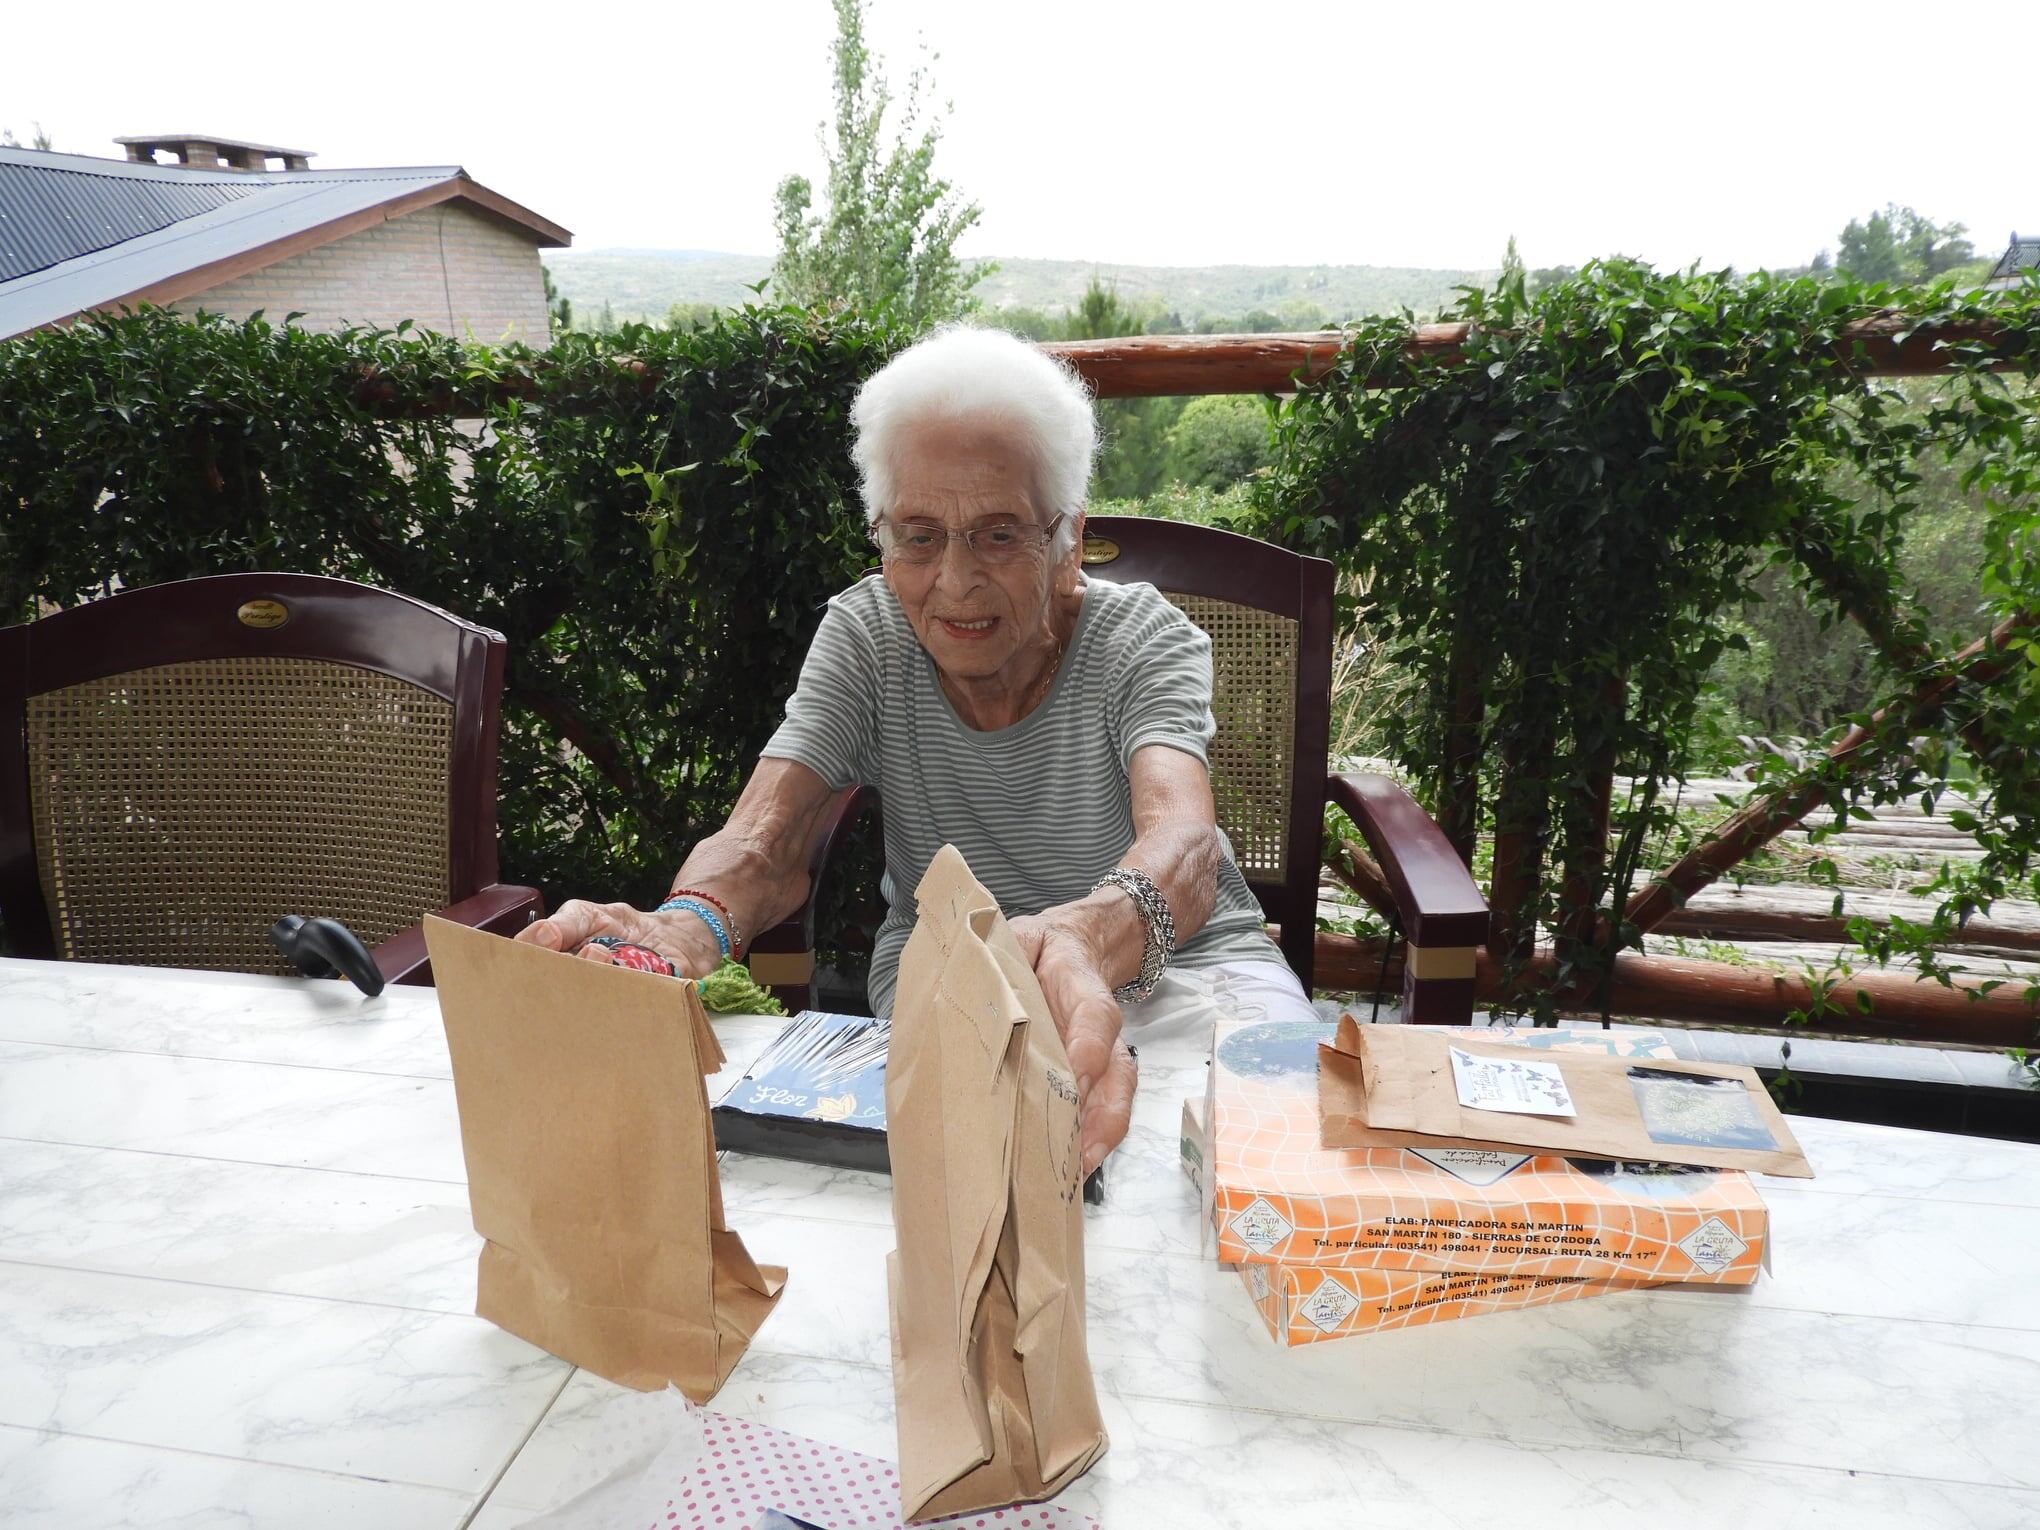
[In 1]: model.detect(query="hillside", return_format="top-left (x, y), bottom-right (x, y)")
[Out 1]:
top-left (540, 249), bottom-right (1492, 327)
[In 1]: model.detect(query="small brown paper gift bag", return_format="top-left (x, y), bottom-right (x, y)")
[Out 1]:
top-left (425, 917), bottom-right (785, 1398)
top-left (886, 846), bottom-right (1109, 1522)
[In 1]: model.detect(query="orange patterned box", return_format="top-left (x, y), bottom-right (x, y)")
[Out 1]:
top-left (1207, 1018), bottom-right (1769, 1285)
top-left (1239, 1261), bottom-right (1655, 1346)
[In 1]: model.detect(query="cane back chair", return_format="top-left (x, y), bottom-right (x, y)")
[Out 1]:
top-left (748, 515), bottom-right (1489, 1018)
top-left (0, 573), bottom-right (542, 985)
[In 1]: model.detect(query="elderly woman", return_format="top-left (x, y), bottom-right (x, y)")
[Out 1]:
top-left (520, 325), bottom-right (1298, 1173)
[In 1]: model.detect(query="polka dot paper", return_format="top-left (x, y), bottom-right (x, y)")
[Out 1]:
top-left (643, 1412), bottom-right (1098, 1530)
top-left (511, 1387), bottom-right (1095, 1530)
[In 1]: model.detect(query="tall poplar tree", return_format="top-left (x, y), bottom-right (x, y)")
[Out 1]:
top-left (772, 0), bottom-right (991, 328)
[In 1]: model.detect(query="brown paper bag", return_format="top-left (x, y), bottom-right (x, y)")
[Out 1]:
top-left (885, 846), bottom-right (1109, 1522)
top-left (425, 916), bottom-right (786, 1397)
top-left (1319, 1017), bottom-right (1814, 1177)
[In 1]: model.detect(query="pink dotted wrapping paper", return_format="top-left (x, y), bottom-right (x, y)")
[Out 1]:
top-left (637, 1412), bottom-right (1098, 1530)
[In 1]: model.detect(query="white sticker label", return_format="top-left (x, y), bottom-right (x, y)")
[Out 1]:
top-left (1410, 1147), bottom-right (1533, 1185)
top-left (1300, 1275), bottom-right (1361, 1334)
top-left (1450, 1047), bottom-right (1577, 1117)
top-left (1229, 1196), bottom-right (1295, 1256)
top-left (1677, 1216), bottom-right (1750, 1274)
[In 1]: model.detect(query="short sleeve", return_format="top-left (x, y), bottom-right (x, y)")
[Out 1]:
top-left (758, 596), bottom-right (882, 790)
top-left (1115, 600), bottom-right (1217, 769)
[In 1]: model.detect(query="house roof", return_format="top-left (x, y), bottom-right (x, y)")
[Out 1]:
top-left (1988, 234), bottom-right (2040, 284)
top-left (0, 147), bottom-right (571, 339)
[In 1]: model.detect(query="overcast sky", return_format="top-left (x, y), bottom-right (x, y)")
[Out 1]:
top-left (6, 0), bottom-right (2032, 273)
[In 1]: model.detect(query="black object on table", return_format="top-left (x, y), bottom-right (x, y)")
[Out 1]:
top-left (269, 915), bottom-right (385, 997)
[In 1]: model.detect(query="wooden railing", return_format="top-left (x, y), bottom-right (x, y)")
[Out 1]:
top-left (1037, 315), bottom-right (2016, 397)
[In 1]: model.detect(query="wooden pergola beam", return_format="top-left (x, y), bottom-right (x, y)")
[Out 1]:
top-left (349, 315), bottom-right (2022, 415)
top-left (1039, 314), bottom-right (2015, 398)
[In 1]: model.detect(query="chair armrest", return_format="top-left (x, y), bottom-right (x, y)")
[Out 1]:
top-left (1327, 773), bottom-right (1486, 1023)
top-left (746, 785), bottom-right (880, 1011)
top-left (372, 884), bottom-right (546, 988)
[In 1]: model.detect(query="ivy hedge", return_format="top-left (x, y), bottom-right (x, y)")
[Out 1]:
top-left (1249, 262), bottom-right (2040, 1017)
top-left (8, 274), bottom-right (2040, 1023)
top-left (0, 303), bottom-right (903, 918)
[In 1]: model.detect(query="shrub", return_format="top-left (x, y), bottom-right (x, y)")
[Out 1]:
top-left (0, 303), bottom-right (904, 916)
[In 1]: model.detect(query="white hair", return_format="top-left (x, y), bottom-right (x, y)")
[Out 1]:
top-left (851, 324), bottom-right (1097, 555)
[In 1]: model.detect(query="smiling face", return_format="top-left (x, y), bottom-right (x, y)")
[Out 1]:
top-left (878, 416), bottom-right (1084, 711)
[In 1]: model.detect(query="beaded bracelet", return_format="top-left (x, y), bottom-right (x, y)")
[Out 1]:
top-left (656, 895), bottom-right (732, 961)
top-left (1091, 866), bottom-right (1177, 1004)
top-left (667, 887), bottom-right (744, 958)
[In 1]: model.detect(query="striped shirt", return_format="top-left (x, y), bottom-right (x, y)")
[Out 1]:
top-left (761, 575), bottom-right (1275, 1016)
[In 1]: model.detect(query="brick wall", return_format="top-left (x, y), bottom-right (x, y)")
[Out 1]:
top-left (170, 202), bottom-right (553, 346)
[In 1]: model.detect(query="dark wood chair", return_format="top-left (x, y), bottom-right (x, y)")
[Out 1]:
top-left (0, 572), bottom-right (542, 986)
top-left (747, 515), bottom-right (1490, 1019)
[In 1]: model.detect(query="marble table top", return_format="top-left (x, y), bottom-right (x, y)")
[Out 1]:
top-left (2, 956), bottom-right (2036, 1529)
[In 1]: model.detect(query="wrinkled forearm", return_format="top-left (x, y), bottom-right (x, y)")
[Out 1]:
top-left (662, 759), bottom-right (835, 951)
top-left (1037, 747), bottom-right (1227, 993)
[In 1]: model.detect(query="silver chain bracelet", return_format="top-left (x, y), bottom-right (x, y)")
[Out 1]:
top-left (1091, 867), bottom-right (1177, 1004)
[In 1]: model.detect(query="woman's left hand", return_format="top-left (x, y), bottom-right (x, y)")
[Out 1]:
top-left (1008, 911), bottom-right (1138, 1177)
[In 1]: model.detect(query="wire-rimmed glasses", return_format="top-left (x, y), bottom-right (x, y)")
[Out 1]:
top-left (873, 513), bottom-right (1065, 566)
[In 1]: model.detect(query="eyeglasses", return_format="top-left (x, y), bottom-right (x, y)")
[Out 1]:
top-left (873, 514), bottom-right (1064, 566)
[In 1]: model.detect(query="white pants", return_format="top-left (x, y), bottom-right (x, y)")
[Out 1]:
top-left (1118, 958), bottom-right (1323, 1048)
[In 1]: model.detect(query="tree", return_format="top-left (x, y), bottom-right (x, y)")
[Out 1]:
top-left (772, 0), bottom-right (990, 328)
top-left (540, 265), bottom-right (572, 335)
top-left (1060, 276), bottom-right (1182, 499)
top-left (1836, 205), bottom-right (1974, 285)
top-left (1164, 396), bottom-right (1272, 489)
top-left (0, 123), bottom-right (52, 150)
top-left (1501, 234), bottom-right (1526, 286)
top-left (1837, 208), bottom-right (1904, 283)
top-left (663, 302), bottom-right (719, 332)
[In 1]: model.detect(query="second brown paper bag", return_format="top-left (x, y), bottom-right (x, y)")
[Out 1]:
top-left (886, 845), bottom-right (1109, 1521)
top-left (427, 916), bottom-right (785, 1398)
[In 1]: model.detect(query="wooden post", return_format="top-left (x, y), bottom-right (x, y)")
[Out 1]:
top-left (1557, 674), bottom-right (1625, 949)
top-left (1437, 634), bottom-right (1485, 868)
top-left (1486, 726), bottom-right (1549, 962)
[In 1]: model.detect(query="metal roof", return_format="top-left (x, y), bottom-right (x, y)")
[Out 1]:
top-left (0, 160), bottom-right (258, 280)
top-left (0, 147), bottom-right (570, 339)
top-left (1987, 235), bottom-right (2040, 284)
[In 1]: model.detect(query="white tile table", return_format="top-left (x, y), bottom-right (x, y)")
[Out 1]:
top-left (2, 958), bottom-right (2036, 1529)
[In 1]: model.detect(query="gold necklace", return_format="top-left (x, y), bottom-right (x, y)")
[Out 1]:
top-left (1022, 634), bottom-right (1066, 714)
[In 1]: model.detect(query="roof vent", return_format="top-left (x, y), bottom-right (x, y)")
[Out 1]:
top-left (113, 134), bottom-right (313, 173)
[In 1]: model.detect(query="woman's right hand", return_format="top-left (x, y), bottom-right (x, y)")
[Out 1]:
top-left (516, 899), bottom-right (727, 979)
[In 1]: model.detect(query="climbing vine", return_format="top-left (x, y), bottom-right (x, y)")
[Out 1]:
top-left (1251, 261), bottom-right (2040, 1020)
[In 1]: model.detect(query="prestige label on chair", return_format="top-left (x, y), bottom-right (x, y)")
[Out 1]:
top-left (236, 599), bottom-right (290, 629)
top-left (1080, 536), bottom-right (1120, 565)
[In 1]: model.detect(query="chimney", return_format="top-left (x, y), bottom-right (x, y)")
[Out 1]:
top-left (113, 134), bottom-right (313, 172)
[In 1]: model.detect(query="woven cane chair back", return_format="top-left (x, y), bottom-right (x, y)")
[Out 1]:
top-left (27, 657), bottom-right (453, 974)
top-left (1079, 516), bottom-right (1334, 985)
top-left (1, 573), bottom-right (509, 975)
top-left (1156, 594), bottom-right (1299, 886)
